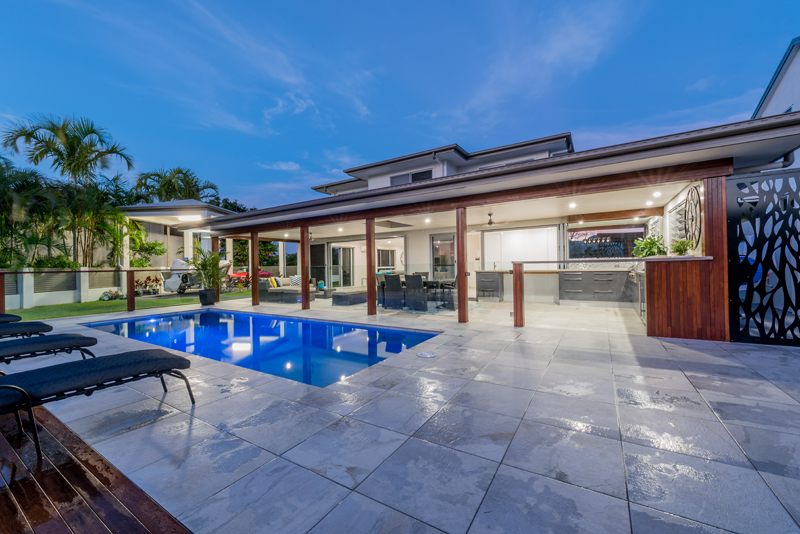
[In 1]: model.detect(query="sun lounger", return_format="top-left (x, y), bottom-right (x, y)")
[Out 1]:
top-left (0, 321), bottom-right (53, 339)
top-left (0, 314), bottom-right (21, 324)
top-left (0, 334), bottom-right (98, 374)
top-left (0, 349), bottom-right (194, 459)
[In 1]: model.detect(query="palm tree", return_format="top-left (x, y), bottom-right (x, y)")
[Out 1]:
top-left (2, 115), bottom-right (134, 262)
top-left (134, 166), bottom-right (219, 203)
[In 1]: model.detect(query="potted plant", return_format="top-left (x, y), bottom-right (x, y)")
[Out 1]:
top-left (189, 249), bottom-right (225, 305)
top-left (670, 238), bottom-right (696, 256)
top-left (632, 235), bottom-right (667, 258)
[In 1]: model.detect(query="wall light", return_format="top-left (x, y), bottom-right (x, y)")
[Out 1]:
top-left (178, 215), bottom-right (202, 222)
top-left (646, 201), bottom-right (653, 206)
top-left (569, 203), bottom-right (576, 208)
top-left (653, 191), bottom-right (662, 197)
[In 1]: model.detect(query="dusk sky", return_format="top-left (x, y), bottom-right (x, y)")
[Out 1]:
top-left (2, 1), bottom-right (799, 208)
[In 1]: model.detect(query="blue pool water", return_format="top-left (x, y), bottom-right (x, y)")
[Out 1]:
top-left (85, 310), bottom-right (437, 387)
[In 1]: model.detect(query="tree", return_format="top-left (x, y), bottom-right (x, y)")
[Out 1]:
top-left (2, 115), bottom-right (134, 262)
top-left (209, 197), bottom-right (254, 213)
top-left (134, 167), bottom-right (219, 203)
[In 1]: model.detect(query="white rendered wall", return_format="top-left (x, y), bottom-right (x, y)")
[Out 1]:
top-left (759, 51), bottom-right (800, 117)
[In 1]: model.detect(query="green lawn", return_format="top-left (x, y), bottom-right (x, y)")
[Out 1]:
top-left (13, 291), bottom-right (251, 321)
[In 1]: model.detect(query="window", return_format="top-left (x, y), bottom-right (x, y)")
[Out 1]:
top-left (377, 249), bottom-right (395, 267)
top-left (389, 169), bottom-right (433, 186)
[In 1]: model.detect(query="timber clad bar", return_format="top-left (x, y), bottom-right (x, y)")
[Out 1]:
top-left (181, 113), bottom-right (800, 346)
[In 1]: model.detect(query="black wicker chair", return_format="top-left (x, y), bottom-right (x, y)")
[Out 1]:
top-left (404, 275), bottom-right (428, 312)
top-left (383, 274), bottom-right (404, 310)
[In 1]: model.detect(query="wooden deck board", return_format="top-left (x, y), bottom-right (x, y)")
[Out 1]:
top-left (0, 409), bottom-right (191, 534)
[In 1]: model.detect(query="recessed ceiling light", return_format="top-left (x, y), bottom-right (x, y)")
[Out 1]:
top-left (634, 217), bottom-right (640, 221)
top-left (284, 233), bottom-right (288, 237)
top-left (178, 215), bottom-right (201, 221)
top-left (338, 228), bottom-right (343, 232)
top-left (387, 241), bottom-right (391, 243)
top-left (425, 218), bottom-right (431, 223)
top-left (646, 201), bottom-right (653, 206)
top-left (653, 191), bottom-right (662, 197)
top-left (579, 221), bottom-right (584, 224)
top-left (569, 203), bottom-right (576, 208)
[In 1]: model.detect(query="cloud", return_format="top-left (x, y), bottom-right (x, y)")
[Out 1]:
top-left (574, 90), bottom-right (761, 149)
top-left (327, 70), bottom-right (375, 117)
top-left (324, 147), bottom-right (364, 170)
top-left (686, 77), bottom-right (717, 93)
top-left (258, 161), bottom-right (301, 171)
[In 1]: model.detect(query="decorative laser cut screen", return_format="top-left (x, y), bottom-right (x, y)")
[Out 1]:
top-left (728, 171), bottom-right (800, 344)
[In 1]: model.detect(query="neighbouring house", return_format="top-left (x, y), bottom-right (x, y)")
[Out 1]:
top-left (752, 36), bottom-right (800, 119)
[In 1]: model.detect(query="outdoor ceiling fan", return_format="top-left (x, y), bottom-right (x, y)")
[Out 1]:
top-left (484, 213), bottom-right (504, 227)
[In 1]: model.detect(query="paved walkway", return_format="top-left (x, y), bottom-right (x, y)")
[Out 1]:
top-left (8, 299), bottom-right (800, 533)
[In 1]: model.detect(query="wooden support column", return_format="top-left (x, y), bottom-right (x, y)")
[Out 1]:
top-left (250, 232), bottom-right (259, 306)
top-left (211, 236), bottom-right (220, 303)
top-left (366, 218), bottom-right (376, 315)
top-left (513, 263), bottom-right (525, 327)
top-left (300, 226), bottom-right (310, 310)
top-left (456, 207), bottom-right (468, 323)
top-left (703, 175), bottom-right (730, 340)
top-left (127, 271), bottom-right (135, 312)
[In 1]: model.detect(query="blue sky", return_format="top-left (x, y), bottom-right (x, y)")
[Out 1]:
top-left (2, 1), bottom-right (799, 208)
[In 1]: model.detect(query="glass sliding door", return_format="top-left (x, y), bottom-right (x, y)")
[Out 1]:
top-left (431, 233), bottom-right (456, 280)
top-left (331, 246), bottom-right (354, 287)
top-left (310, 244), bottom-right (326, 288)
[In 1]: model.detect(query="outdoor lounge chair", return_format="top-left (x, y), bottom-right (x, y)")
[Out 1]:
top-left (0, 321), bottom-right (53, 339)
top-left (0, 314), bottom-right (22, 324)
top-left (0, 349), bottom-right (194, 459)
top-left (0, 333), bottom-right (98, 374)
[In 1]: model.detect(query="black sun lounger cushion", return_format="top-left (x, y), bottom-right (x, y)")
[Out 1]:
top-left (0, 321), bottom-right (53, 338)
top-left (0, 349), bottom-right (191, 409)
top-left (0, 334), bottom-right (97, 360)
top-left (0, 314), bottom-right (21, 324)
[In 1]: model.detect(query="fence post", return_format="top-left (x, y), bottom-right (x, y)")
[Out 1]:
top-left (127, 271), bottom-right (136, 312)
top-left (79, 267), bottom-right (90, 303)
top-left (513, 263), bottom-right (525, 327)
top-left (20, 268), bottom-right (34, 309)
top-left (0, 273), bottom-right (4, 315)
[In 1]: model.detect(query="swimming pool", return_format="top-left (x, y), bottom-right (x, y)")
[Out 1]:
top-left (85, 310), bottom-right (437, 387)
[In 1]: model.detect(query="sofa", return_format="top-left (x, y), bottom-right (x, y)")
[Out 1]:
top-left (259, 278), bottom-right (316, 304)
top-left (331, 286), bottom-right (369, 306)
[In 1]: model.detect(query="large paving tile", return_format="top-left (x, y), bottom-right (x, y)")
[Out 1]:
top-left (349, 390), bottom-right (444, 435)
top-left (618, 406), bottom-right (750, 467)
top-left (616, 384), bottom-right (717, 421)
top-left (390, 371), bottom-right (468, 402)
top-left (192, 389), bottom-right (340, 454)
top-left (139, 374), bottom-right (251, 411)
top-left (298, 386), bottom-right (385, 415)
top-left (446, 347), bottom-right (500, 364)
top-left (468, 464), bottom-right (630, 533)
top-left (222, 368), bottom-right (280, 388)
top-left (256, 377), bottom-right (320, 400)
top-left (369, 368), bottom-right (415, 389)
top-left (309, 492), bottom-right (443, 534)
top-left (504, 420), bottom-right (626, 499)
top-left (47, 386), bottom-right (149, 423)
top-left (283, 418), bottom-right (406, 488)
top-left (688, 373), bottom-right (800, 405)
top-left (358, 438), bottom-right (497, 534)
top-left (727, 424), bottom-right (800, 478)
top-left (179, 458), bottom-right (350, 534)
top-left (525, 392), bottom-right (620, 440)
top-left (414, 404), bottom-right (519, 462)
top-left (762, 472), bottom-right (800, 526)
top-left (420, 357), bottom-right (486, 380)
top-left (705, 394), bottom-right (800, 436)
top-left (623, 442), bottom-right (799, 533)
top-left (613, 364), bottom-right (695, 391)
top-left (92, 412), bottom-right (219, 472)
top-left (629, 503), bottom-right (728, 533)
top-left (67, 398), bottom-right (182, 444)
top-left (473, 363), bottom-right (543, 391)
top-left (538, 371), bottom-right (616, 404)
top-left (449, 381), bottom-right (534, 419)
top-left (129, 432), bottom-right (276, 517)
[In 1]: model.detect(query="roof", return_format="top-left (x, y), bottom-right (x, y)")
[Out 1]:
top-left (120, 199), bottom-right (234, 214)
top-left (752, 36), bottom-right (800, 119)
top-left (342, 132), bottom-right (573, 175)
top-left (179, 112), bottom-right (800, 233)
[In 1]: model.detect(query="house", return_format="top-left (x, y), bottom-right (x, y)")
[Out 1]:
top-left (752, 36), bottom-right (800, 119)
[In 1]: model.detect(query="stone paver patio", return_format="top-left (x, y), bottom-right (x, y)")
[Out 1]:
top-left (8, 298), bottom-right (800, 533)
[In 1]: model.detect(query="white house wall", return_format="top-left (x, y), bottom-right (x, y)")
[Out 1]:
top-left (761, 50), bottom-right (800, 117)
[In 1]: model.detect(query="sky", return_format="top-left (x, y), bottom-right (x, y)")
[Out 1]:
top-left (2, 0), bottom-right (799, 208)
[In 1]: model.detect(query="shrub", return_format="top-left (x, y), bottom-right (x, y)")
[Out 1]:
top-left (632, 235), bottom-right (667, 258)
top-left (670, 238), bottom-right (696, 256)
